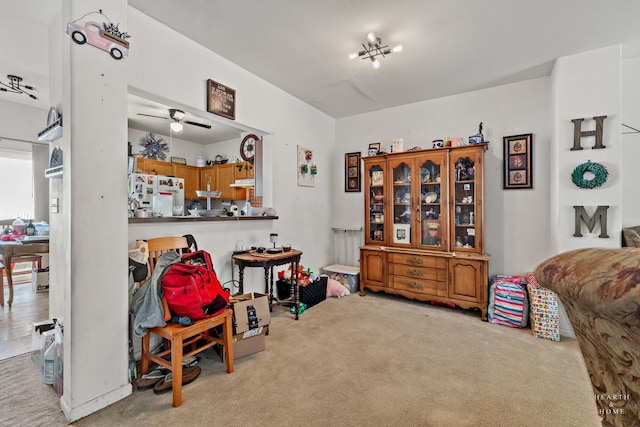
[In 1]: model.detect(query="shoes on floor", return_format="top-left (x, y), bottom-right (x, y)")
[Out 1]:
top-left (153, 365), bottom-right (202, 395)
top-left (136, 367), bottom-right (170, 390)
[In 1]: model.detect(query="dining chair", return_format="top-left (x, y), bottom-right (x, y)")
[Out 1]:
top-left (139, 236), bottom-right (234, 407)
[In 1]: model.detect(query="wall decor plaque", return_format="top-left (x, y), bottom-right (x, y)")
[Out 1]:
top-left (207, 79), bottom-right (236, 120)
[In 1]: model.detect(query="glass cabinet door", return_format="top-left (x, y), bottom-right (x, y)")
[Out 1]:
top-left (450, 148), bottom-right (483, 253)
top-left (364, 160), bottom-right (386, 244)
top-left (390, 159), bottom-right (412, 246)
top-left (417, 153), bottom-right (448, 251)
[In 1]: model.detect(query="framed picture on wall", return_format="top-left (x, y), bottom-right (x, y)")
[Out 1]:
top-left (345, 152), bottom-right (361, 192)
top-left (503, 133), bottom-right (533, 189)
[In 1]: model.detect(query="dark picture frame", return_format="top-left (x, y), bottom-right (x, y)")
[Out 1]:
top-left (206, 79), bottom-right (236, 120)
top-left (503, 133), bottom-right (533, 189)
top-left (345, 152), bottom-right (361, 192)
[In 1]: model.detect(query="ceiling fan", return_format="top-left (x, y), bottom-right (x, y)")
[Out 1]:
top-left (137, 108), bottom-right (212, 131)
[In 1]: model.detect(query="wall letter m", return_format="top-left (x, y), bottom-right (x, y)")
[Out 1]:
top-left (573, 205), bottom-right (609, 238)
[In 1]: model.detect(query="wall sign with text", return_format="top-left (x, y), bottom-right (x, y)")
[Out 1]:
top-left (207, 79), bottom-right (236, 120)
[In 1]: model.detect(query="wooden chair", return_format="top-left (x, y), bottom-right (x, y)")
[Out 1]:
top-left (140, 236), bottom-right (234, 407)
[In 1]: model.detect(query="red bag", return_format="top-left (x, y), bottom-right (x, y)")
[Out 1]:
top-left (161, 250), bottom-right (230, 320)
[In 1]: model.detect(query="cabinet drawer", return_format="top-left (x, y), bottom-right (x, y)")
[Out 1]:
top-left (389, 253), bottom-right (446, 268)
top-left (390, 275), bottom-right (445, 296)
top-left (389, 263), bottom-right (446, 281)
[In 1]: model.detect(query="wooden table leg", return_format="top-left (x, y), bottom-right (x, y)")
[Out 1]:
top-left (4, 250), bottom-right (13, 307)
top-left (0, 265), bottom-right (4, 307)
top-left (238, 265), bottom-right (245, 294)
top-left (293, 260), bottom-right (299, 320)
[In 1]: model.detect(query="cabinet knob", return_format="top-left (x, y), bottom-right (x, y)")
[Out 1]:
top-left (408, 269), bottom-right (424, 277)
top-left (407, 257), bottom-right (423, 265)
top-left (408, 282), bottom-right (424, 290)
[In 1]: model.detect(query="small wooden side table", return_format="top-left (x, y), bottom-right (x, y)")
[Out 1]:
top-left (232, 249), bottom-right (303, 319)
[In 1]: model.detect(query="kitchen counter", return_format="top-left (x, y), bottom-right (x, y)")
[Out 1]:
top-left (128, 215), bottom-right (278, 224)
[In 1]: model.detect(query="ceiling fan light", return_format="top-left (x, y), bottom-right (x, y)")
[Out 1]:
top-left (372, 59), bottom-right (380, 69)
top-left (367, 32), bottom-right (377, 43)
top-left (169, 109), bottom-right (186, 121)
top-left (170, 121), bottom-right (183, 132)
top-left (348, 52), bottom-right (359, 60)
top-left (392, 44), bottom-right (403, 53)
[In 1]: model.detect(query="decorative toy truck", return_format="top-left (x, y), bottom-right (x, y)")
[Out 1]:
top-left (66, 21), bottom-right (129, 60)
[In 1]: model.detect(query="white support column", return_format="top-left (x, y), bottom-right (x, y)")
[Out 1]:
top-left (52, 0), bottom-right (131, 421)
top-left (550, 45), bottom-right (622, 338)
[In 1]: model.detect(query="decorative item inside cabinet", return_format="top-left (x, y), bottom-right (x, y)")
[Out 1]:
top-left (452, 154), bottom-right (478, 252)
top-left (418, 157), bottom-right (446, 249)
top-left (391, 161), bottom-right (412, 245)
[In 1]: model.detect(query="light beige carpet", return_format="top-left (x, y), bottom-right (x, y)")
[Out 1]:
top-left (1, 292), bottom-right (600, 426)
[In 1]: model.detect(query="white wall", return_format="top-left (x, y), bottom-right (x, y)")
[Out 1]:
top-left (127, 8), bottom-right (335, 279)
top-left (335, 77), bottom-right (553, 276)
top-left (551, 46), bottom-right (621, 252)
top-left (0, 99), bottom-right (47, 143)
top-left (0, 100), bottom-right (50, 222)
top-left (621, 53), bottom-right (640, 228)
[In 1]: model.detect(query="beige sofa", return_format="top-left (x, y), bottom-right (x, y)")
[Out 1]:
top-left (534, 248), bottom-right (640, 427)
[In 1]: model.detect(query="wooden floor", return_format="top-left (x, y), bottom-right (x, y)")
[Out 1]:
top-left (0, 273), bottom-right (49, 360)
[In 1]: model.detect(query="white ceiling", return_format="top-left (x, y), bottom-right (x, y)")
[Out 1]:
top-left (128, 0), bottom-right (640, 118)
top-left (2, 1), bottom-right (640, 145)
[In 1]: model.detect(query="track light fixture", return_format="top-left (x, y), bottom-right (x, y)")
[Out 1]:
top-left (0, 75), bottom-right (37, 100)
top-left (349, 32), bottom-right (403, 68)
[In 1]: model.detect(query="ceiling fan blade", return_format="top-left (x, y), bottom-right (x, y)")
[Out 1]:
top-left (184, 120), bottom-right (212, 129)
top-left (137, 113), bottom-right (168, 120)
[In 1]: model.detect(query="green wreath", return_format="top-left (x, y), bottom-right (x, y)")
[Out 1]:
top-left (571, 161), bottom-right (608, 189)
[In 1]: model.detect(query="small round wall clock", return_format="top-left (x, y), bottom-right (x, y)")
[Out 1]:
top-left (240, 134), bottom-right (258, 161)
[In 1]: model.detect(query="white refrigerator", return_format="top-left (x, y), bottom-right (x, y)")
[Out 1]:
top-left (128, 173), bottom-right (184, 215)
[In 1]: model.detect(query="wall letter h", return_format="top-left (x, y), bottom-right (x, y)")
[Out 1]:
top-left (571, 116), bottom-right (607, 150)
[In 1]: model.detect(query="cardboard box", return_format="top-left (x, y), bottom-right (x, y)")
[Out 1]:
top-left (215, 326), bottom-right (268, 362)
top-left (32, 269), bottom-right (49, 293)
top-left (229, 292), bottom-right (270, 335)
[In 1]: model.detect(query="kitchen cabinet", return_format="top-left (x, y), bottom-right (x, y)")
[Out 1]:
top-left (217, 164), bottom-right (246, 200)
top-left (197, 164), bottom-right (248, 200)
top-left (136, 158), bottom-right (173, 176)
top-left (199, 166), bottom-right (217, 197)
top-left (136, 159), bottom-right (250, 201)
top-left (173, 164), bottom-right (200, 201)
top-left (360, 144), bottom-right (489, 320)
top-left (234, 161), bottom-right (254, 179)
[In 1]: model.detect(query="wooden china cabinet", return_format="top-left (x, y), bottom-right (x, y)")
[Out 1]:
top-left (360, 143), bottom-right (490, 320)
